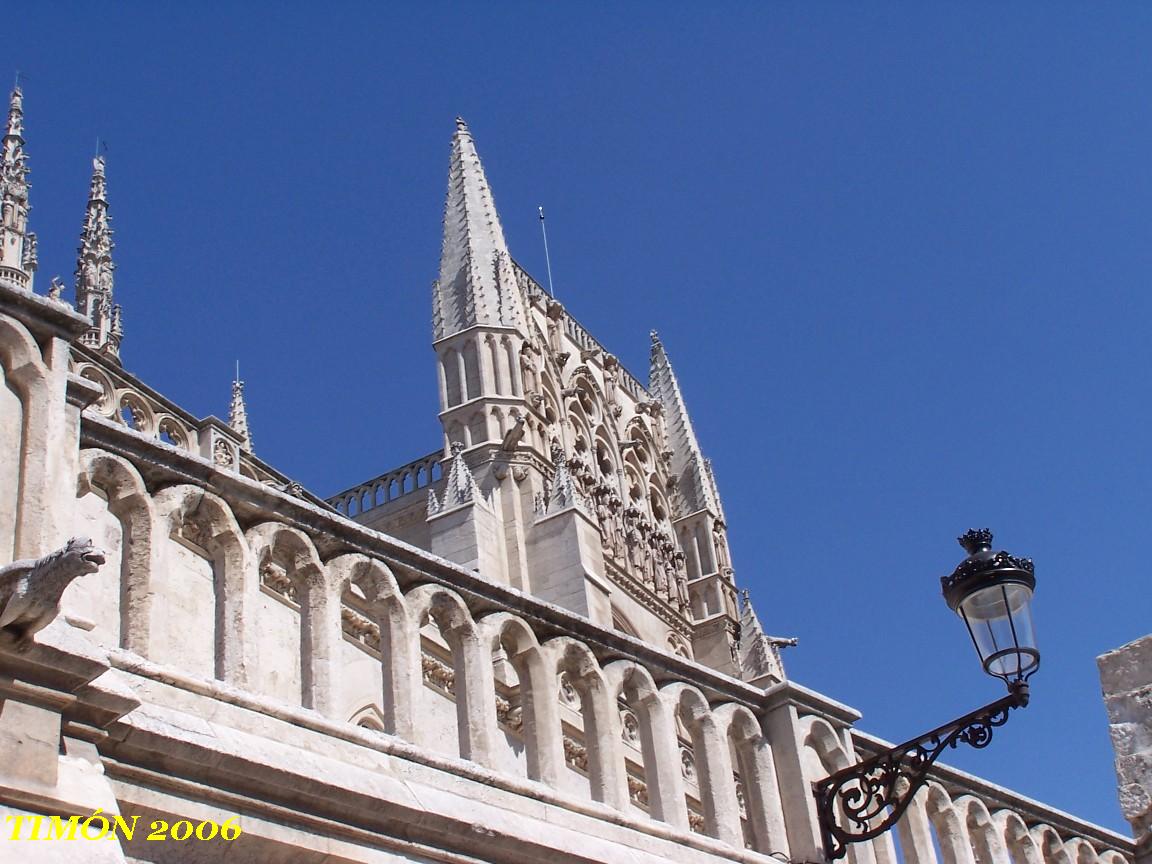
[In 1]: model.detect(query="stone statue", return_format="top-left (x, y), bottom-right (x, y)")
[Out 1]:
top-left (0, 537), bottom-right (105, 651)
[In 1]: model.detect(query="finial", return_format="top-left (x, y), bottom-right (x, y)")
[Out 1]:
top-left (650, 329), bottom-right (662, 346)
top-left (455, 116), bottom-right (469, 133)
top-left (958, 528), bottom-right (994, 556)
top-left (47, 276), bottom-right (63, 302)
top-left (450, 440), bottom-right (465, 457)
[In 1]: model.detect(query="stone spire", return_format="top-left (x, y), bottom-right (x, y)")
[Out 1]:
top-left (439, 442), bottom-right (481, 509)
top-left (649, 331), bottom-right (720, 516)
top-left (547, 442), bottom-right (590, 515)
top-left (0, 84), bottom-right (37, 291)
top-left (74, 155), bottom-right (121, 361)
top-left (229, 373), bottom-right (254, 453)
top-left (434, 118), bottom-right (527, 341)
top-left (737, 589), bottom-right (795, 687)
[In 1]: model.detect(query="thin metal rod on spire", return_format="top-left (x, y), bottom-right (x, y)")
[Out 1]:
top-left (538, 206), bottom-right (555, 298)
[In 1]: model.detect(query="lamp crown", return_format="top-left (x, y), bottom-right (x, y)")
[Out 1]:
top-left (958, 528), bottom-right (994, 556)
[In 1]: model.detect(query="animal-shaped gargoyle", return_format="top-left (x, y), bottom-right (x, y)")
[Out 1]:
top-left (0, 537), bottom-right (106, 651)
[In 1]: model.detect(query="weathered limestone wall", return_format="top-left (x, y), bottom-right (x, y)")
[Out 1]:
top-left (1100, 635), bottom-right (1152, 864)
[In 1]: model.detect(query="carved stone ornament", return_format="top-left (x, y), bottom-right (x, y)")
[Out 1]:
top-left (620, 709), bottom-right (640, 745)
top-left (558, 672), bottom-right (580, 707)
top-left (680, 745), bottom-right (697, 782)
top-left (0, 537), bottom-right (106, 650)
top-left (213, 438), bottom-right (235, 468)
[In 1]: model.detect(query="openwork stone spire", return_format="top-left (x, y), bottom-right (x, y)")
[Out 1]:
top-left (229, 374), bottom-right (254, 453)
top-left (0, 85), bottom-right (37, 290)
top-left (74, 155), bottom-right (121, 361)
top-left (434, 118), bottom-right (526, 341)
top-left (439, 442), bottom-right (481, 508)
top-left (546, 442), bottom-right (590, 515)
top-left (649, 331), bottom-right (720, 516)
top-left (737, 589), bottom-right (794, 686)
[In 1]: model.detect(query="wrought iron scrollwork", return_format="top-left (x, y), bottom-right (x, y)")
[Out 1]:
top-left (814, 683), bottom-right (1029, 861)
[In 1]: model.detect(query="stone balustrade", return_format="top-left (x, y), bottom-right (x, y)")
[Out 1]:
top-left (328, 450), bottom-right (444, 517)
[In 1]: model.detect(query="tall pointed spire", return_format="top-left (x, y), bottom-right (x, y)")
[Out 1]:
top-left (0, 83), bottom-right (37, 290)
top-left (441, 441), bottom-right (481, 507)
top-left (74, 154), bottom-right (120, 361)
top-left (649, 331), bottom-right (719, 515)
top-left (229, 371), bottom-right (254, 453)
top-left (434, 118), bottom-right (527, 341)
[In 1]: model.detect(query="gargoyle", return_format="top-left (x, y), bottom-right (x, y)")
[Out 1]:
top-left (0, 537), bottom-right (106, 651)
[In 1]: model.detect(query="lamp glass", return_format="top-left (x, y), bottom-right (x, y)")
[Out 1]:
top-left (958, 582), bottom-right (1038, 682)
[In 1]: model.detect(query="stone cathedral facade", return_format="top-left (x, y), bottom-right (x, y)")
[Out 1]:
top-left (0, 87), bottom-right (1138, 864)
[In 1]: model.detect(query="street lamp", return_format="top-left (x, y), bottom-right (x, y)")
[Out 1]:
top-left (813, 529), bottom-right (1038, 861)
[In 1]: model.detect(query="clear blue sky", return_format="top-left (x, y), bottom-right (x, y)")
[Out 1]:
top-left (10, 3), bottom-right (1148, 834)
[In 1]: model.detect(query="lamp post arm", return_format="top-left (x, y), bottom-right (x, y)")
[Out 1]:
top-left (813, 683), bottom-right (1029, 861)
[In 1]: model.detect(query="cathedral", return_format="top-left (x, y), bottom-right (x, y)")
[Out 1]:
top-left (0, 85), bottom-right (1139, 863)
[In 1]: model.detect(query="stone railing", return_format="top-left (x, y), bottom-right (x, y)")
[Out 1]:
top-left (798, 718), bottom-right (1134, 864)
top-left (71, 344), bottom-right (331, 509)
top-left (327, 449), bottom-right (444, 517)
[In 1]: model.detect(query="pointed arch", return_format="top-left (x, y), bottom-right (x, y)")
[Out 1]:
top-left (76, 449), bottom-right (157, 655)
top-left (153, 484), bottom-right (253, 685)
top-left (328, 553), bottom-right (413, 739)
top-left (405, 583), bottom-right (492, 765)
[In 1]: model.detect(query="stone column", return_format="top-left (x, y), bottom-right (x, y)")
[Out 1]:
top-left (695, 716), bottom-right (743, 846)
top-left (760, 701), bottom-right (825, 861)
top-left (897, 792), bottom-right (939, 864)
top-left (643, 692), bottom-right (689, 829)
top-left (1099, 634), bottom-right (1152, 864)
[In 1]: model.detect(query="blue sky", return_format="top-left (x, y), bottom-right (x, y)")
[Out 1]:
top-left (9, 3), bottom-right (1149, 834)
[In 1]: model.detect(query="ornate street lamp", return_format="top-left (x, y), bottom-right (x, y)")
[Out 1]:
top-left (813, 529), bottom-right (1038, 861)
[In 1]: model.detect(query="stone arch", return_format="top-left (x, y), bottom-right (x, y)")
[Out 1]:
top-left (501, 335), bottom-right (520, 395)
top-left (1031, 825), bottom-right (1073, 864)
top-left (350, 703), bottom-right (387, 731)
top-left (441, 347), bottom-right (462, 407)
top-left (477, 612), bottom-right (547, 780)
top-left (955, 796), bottom-right (1009, 864)
top-left (925, 782), bottom-right (976, 864)
top-left (76, 449), bottom-right (157, 655)
top-left (714, 702), bottom-right (788, 856)
top-left (998, 810), bottom-right (1044, 864)
top-left (663, 681), bottom-right (743, 846)
top-left (604, 660), bottom-right (687, 828)
top-left (462, 338), bottom-right (481, 400)
top-left (542, 636), bottom-right (626, 809)
top-left (329, 553), bottom-right (414, 739)
top-left (405, 583), bottom-right (492, 765)
top-left (485, 334), bottom-right (504, 395)
top-left (0, 314), bottom-right (51, 560)
top-left (246, 522), bottom-right (332, 713)
top-left (1063, 837), bottom-right (1099, 864)
top-left (153, 485), bottom-right (253, 685)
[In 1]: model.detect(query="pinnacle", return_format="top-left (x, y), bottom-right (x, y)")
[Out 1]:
top-left (434, 118), bottom-right (527, 340)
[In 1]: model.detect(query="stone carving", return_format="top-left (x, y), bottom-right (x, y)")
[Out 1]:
top-left (495, 694), bottom-right (524, 732)
top-left (341, 606), bottom-right (381, 652)
top-left (260, 559), bottom-right (298, 604)
top-left (558, 672), bottom-right (580, 707)
top-left (620, 709), bottom-right (640, 745)
top-left (422, 653), bottom-right (456, 695)
top-left (735, 779), bottom-right (747, 818)
top-left (563, 735), bottom-right (588, 772)
top-left (0, 537), bottom-right (105, 650)
top-left (213, 438), bottom-right (235, 468)
top-left (627, 774), bottom-right (649, 806)
top-left (687, 811), bottom-right (705, 833)
top-left (680, 746), bottom-right (696, 782)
